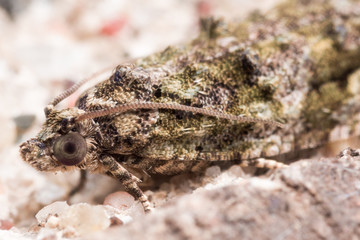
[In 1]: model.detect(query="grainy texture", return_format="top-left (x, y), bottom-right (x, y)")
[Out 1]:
top-left (86, 148), bottom-right (360, 240)
top-left (19, 0), bottom-right (360, 212)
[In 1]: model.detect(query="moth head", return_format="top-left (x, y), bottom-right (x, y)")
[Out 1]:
top-left (19, 67), bottom-right (112, 172)
top-left (20, 107), bottom-right (94, 172)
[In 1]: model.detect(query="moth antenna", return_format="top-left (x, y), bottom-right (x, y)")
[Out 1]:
top-left (49, 65), bottom-right (116, 107)
top-left (75, 102), bottom-right (285, 128)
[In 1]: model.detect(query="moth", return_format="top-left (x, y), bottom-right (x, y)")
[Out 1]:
top-left (19, 0), bottom-right (360, 212)
top-left (19, 62), bottom-right (284, 212)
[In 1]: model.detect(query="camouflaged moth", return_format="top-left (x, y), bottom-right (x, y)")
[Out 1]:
top-left (19, 59), bottom-right (284, 212)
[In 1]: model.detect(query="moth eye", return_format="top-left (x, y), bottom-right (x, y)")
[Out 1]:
top-left (53, 132), bottom-right (87, 166)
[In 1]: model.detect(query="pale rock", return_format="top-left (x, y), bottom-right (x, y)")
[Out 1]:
top-left (35, 202), bottom-right (114, 237)
top-left (35, 201), bottom-right (70, 223)
top-left (103, 191), bottom-right (145, 221)
top-left (58, 203), bottom-right (111, 236)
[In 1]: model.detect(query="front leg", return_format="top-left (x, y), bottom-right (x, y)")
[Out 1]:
top-left (100, 155), bottom-right (152, 212)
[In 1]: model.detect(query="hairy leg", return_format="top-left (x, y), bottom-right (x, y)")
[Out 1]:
top-left (101, 155), bottom-right (152, 212)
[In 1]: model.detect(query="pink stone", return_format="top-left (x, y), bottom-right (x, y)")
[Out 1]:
top-left (0, 219), bottom-right (14, 230)
top-left (103, 191), bottom-right (135, 211)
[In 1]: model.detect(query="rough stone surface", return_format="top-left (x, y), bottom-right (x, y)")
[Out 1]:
top-left (86, 149), bottom-right (360, 240)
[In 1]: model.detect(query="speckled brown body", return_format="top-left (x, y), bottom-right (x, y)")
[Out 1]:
top-left (20, 0), bottom-right (360, 211)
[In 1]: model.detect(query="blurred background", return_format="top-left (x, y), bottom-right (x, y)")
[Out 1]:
top-left (0, 0), bottom-right (279, 118)
top-left (0, 0), bottom-right (280, 229)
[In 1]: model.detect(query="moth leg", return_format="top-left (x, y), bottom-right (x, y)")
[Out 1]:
top-left (68, 170), bottom-right (87, 197)
top-left (240, 158), bottom-right (288, 169)
top-left (101, 155), bottom-right (152, 213)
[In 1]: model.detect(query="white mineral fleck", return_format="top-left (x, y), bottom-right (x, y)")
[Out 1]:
top-left (45, 215), bottom-right (60, 228)
top-left (248, 177), bottom-right (282, 191)
top-left (35, 201), bottom-right (69, 223)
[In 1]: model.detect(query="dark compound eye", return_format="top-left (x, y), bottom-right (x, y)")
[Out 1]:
top-left (53, 132), bottom-right (87, 166)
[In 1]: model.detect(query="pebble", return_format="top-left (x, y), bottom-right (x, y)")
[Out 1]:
top-left (104, 191), bottom-right (145, 218)
top-left (0, 219), bottom-right (14, 230)
top-left (35, 201), bottom-right (70, 223)
top-left (103, 191), bottom-right (135, 211)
